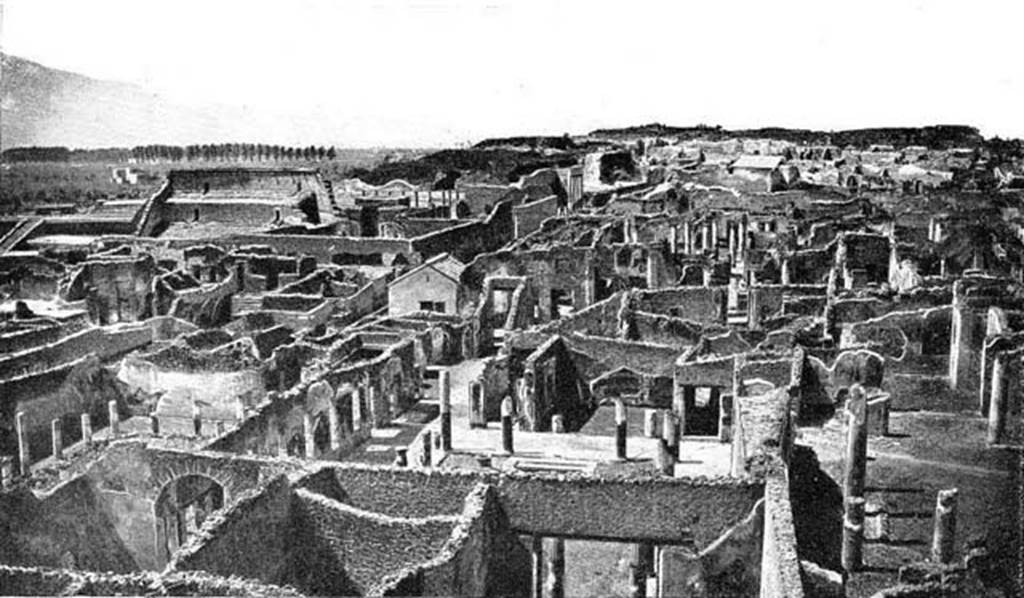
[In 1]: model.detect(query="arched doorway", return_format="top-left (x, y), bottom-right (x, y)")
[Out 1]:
top-left (155, 475), bottom-right (225, 565)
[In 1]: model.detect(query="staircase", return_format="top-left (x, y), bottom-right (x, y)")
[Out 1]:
top-left (0, 218), bottom-right (43, 254)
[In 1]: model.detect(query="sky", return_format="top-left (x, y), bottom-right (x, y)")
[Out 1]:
top-left (2, 0), bottom-right (1023, 147)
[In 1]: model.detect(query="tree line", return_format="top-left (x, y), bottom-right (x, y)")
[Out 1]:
top-left (1, 144), bottom-right (339, 163)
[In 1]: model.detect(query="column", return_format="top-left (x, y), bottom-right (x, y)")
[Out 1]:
top-left (81, 413), bottom-right (93, 446)
top-left (701, 222), bottom-right (711, 253)
top-left (108, 400), bottom-right (120, 437)
top-left (662, 411), bottom-right (678, 461)
top-left (987, 353), bottom-right (1007, 445)
top-left (439, 370), bottom-right (452, 451)
top-left (303, 412), bottom-right (315, 459)
top-left (643, 409), bottom-right (657, 438)
top-left (0, 456), bottom-right (14, 489)
top-left (51, 419), bottom-right (63, 460)
top-left (682, 222), bottom-right (692, 255)
top-left (669, 226), bottom-right (678, 255)
top-left (842, 385), bottom-right (868, 571)
top-left (15, 411), bottom-right (29, 476)
top-left (328, 401), bottom-right (341, 451)
top-left (420, 430), bottom-right (433, 468)
top-left (615, 400), bottom-right (628, 460)
top-left (931, 488), bottom-right (958, 564)
top-left (388, 393), bottom-right (399, 422)
top-left (531, 536), bottom-right (544, 598)
top-left (633, 543), bottom-right (655, 598)
top-left (352, 388), bottom-right (364, 431)
top-left (646, 252), bottom-right (660, 289)
top-left (546, 538), bottom-right (565, 598)
top-left (551, 414), bottom-right (566, 433)
top-left (655, 438), bottom-right (674, 476)
top-left (781, 259), bottom-right (791, 285)
top-left (501, 397), bottom-right (515, 454)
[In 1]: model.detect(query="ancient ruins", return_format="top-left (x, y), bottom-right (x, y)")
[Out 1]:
top-left (1, 127), bottom-right (1022, 597)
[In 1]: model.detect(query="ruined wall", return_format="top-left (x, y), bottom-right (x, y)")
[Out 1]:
top-left (169, 476), bottom-right (295, 588)
top-left (635, 286), bottom-right (727, 324)
top-left (0, 476), bottom-right (138, 573)
top-left (298, 465), bottom-right (483, 518)
top-left (496, 474), bottom-right (765, 547)
top-left (512, 195), bottom-right (560, 239)
top-left (0, 323), bottom-right (153, 379)
top-left (290, 489), bottom-right (456, 595)
top-left (1, 356), bottom-right (127, 467)
top-left (759, 473), bottom-right (805, 597)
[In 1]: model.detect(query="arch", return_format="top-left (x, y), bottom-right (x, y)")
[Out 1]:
top-left (154, 474), bottom-right (225, 565)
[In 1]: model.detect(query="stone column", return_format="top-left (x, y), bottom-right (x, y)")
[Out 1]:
top-left (655, 438), bottom-right (674, 476)
top-left (420, 430), bottom-right (433, 468)
top-left (987, 353), bottom-right (1007, 445)
top-left (15, 411), bottom-right (29, 476)
top-left (531, 536), bottom-right (544, 598)
top-left (842, 385), bottom-right (868, 571)
top-left (303, 412), bottom-right (315, 459)
top-left (781, 258), bottom-right (791, 285)
top-left (643, 409), bottom-right (657, 438)
top-left (439, 370), bottom-right (452, 451)
top-left (748, 287), bottom-right (761, 330)
top-left (0, 456), bottom-right (14, 489)
top-left (710, 219), bottom-right (718, 254)
top-left (682, 222), bottom-right (692, 255)
top-left (546, 537), bottom-right (565, 598)
top-left (367, 386), bottom-right (379, 428)
top-left (633, 543), bottom-right (655, 598)
top-left (328, 401), bottom-right (341, 451)
top-left (701, 222), bottom-right (711, 253)
top-left (931, 488), bottom-right (958, 564)
top-left (352, 388), bottom-right (363, 431)
top-left (81, 413), bottom-right (93, 446)
top-left (51, 419), bottom-right (63, 460)
top-left (388, 393), bottom-right (399, 422)
top-left (469, 380), bottom-right (486, 428)
top-left (501, 397), bottom-right (515, 454)
top-left (662, 412), bottom-right (678, 460)
top-left (702, 267), bottom-right (712, 287)
top-left (108, 400), bottom-right (120, 437)
top-left (551, 414), bottom-right (566, 433)
top-left (615, 400), bottom-right (628, 461)
top-left (646, 251), bottom-right (661, 289)
top-left (669, 226), bottom-right (678, 255)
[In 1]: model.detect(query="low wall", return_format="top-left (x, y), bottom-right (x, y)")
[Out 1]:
top-left (760, 472), bottom-right (804, 597)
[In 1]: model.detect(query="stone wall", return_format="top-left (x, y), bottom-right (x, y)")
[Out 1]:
top-left (290, 488), bottom-right (457, 595)
top-left (168, 476), bottom-right (296, 587)
top-left (759, 472), bottom-right (805, 597)
top-left (512, 194), bottom-right (560, 239)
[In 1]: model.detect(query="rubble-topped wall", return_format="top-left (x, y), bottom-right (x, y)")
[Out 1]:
top-left (0, 564), bottom-right (303, 597)
top-left (0, 475), bottom-right (138, 573)
top-left (290, 488), bottom-right (457, 596)
top-left (296, 465), bottom-right (482, 519)
top-left (0, 323), bottom-right (153, 380)
top-left (635, 286), bottom-right (727, 324)
top-left (379, 483), bottom-right (531, 598)
top-left (168, 476), bottom-right (296, 588)
top-left (760, 472), bottom-right (805, 598)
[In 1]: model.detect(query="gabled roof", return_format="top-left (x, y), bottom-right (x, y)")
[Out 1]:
top-left (389, 252), bottom-right (467, 287)
top-left (731, 155), bottom-right (784, 170)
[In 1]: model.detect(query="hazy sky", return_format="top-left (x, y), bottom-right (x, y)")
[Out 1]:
top-left (3, 0), bottom-right (1023, 147)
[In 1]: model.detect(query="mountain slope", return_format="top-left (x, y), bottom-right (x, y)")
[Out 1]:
top-left (0, 53), bottom-right (328, 149)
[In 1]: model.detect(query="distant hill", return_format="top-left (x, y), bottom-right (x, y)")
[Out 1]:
top-left (587, 123), bottom-right (988, 149)
top-left (0, 53), bottom-right (327, 149)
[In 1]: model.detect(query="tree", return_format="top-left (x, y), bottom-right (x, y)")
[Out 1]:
top-left (326, 146), bottom-right (337, 160)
